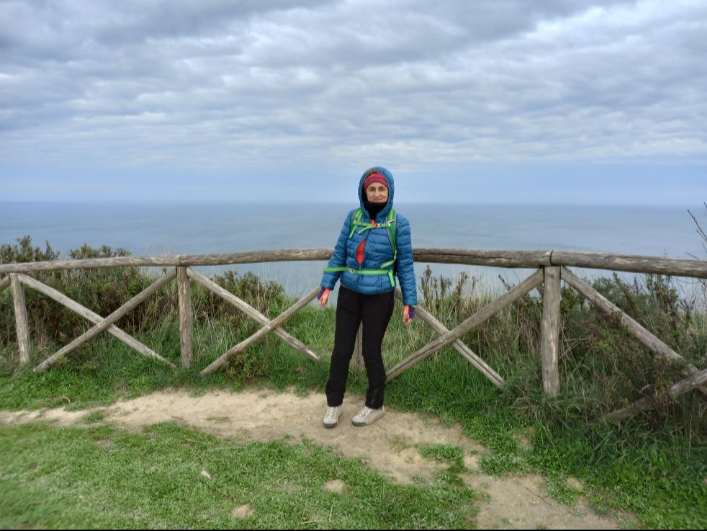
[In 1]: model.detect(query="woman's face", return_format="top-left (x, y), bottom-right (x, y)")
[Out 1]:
top-left (366, 183), bottom-right (389, 204)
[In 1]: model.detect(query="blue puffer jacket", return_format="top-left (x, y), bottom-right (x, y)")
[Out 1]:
top-left (321, 167), bottom-right (418, 306)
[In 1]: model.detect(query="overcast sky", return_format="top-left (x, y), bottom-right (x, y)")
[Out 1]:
top-left (1, 0), bottom-right (706, 205)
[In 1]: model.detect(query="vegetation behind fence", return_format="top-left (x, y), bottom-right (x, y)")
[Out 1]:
top-left (1, 234), bottom-right (705, 422)
top-left (1, 233), bottom-right (706, 528)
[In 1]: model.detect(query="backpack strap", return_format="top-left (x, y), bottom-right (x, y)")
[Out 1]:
top-left (350, 208), bottom-right (396, 239)
top-left (325, 208), bottom-right (398, 288)
top-left (380, 208), bottom-right (397, 271)
top-left (349, 208), bottom-right (364, 238)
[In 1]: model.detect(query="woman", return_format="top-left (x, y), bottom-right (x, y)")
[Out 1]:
top-left (318, 166), bottom-right (417, 428)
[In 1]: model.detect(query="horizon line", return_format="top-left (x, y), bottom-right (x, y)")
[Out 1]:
top-left (0, 199), bottom-right (702, 209)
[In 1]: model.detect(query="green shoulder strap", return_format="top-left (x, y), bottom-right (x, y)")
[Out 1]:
top-left (325, 207), bottom-right (398, 288)
top-left (349, 208), bottom-right (364, 238)
top-left (386, 208), bottom-right (396, 254)
top-left (380, 208), bottom-right (397, 272)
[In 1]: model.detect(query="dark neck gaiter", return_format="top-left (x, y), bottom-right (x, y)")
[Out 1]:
top-left (363, 196), bottom-right (387, 221)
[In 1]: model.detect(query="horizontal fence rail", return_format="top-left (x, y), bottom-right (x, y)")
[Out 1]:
top-left (0, 249), bottom-right (706, 279)
top-left (1, 247), bottom-right (705, 422)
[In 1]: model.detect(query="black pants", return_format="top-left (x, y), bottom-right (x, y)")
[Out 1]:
top-left (325, 286), bottom-right (395, 409)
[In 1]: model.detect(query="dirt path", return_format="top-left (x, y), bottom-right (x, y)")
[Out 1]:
top-left (0, 389), bottom-right (629, 529)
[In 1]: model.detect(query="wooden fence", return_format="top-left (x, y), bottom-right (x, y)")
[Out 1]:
top-left (1, 248), bottom-right (706, 421)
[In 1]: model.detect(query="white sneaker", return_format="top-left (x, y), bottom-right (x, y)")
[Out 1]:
top-left (351, 406), bottom-right (385, 427)
top-left (323, 406), bottom-right (342, 429)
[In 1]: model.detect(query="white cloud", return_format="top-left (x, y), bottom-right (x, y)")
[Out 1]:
top-left (0, 0), bottom-right (705, 199)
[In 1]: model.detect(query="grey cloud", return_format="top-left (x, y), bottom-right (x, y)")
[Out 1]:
top-left (1, 0), bottom-right (706, 174)
top-left (236, 0), bottom-right (621, 70)
top-left (93, 0), bottom-right (337, 44)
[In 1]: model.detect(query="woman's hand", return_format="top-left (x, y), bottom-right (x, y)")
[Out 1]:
top-left (318, 288), bottom-right (331, 308)
top-left (403, 305), bottom-right (415, 326)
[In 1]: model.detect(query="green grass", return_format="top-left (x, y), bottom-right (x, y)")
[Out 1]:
top-left (1, 282), bottom-right (707, 528)
top-left (417, 445), bottom-right (467, 475)
top-left (81, 410), bottom-right (106, 424)
top-left (0, 421), bottom-right (477, 530)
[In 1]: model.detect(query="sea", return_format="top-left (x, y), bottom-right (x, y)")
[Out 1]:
top-left (1, 202), bottom-right (705, 300)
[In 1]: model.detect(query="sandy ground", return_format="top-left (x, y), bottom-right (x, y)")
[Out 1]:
top-left (0, 389), bottom-right (632, 529)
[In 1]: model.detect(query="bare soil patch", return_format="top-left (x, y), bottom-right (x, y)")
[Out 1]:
top-left (323, 479), bottom-right (346, 494)
top-left (231, 504), bottom-right (253, 520)
top-left (0, 389), bottom-right (626, 529)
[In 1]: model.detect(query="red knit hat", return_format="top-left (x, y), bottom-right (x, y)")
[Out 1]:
top-left (363, 173), bottom-right (388, 190)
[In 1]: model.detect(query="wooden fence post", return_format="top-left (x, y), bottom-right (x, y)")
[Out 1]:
top-left (540, 266), bottom-right (561, 395)
top-left (10, 273), bottom-right (31, 365)
top-left (353, 324), bottom-right (364, 370)
top-left (177, 267), bottom-right (193, 368)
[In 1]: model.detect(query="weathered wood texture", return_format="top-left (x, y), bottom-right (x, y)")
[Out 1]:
top-left (0, 276), bottom-right (10, 294)
top-left (177, 267), bottom-right (193, 368)
top-left (395, 289), bottom-right (505, 388)
top-left (552, 251), bottom-right (707, 279)
top-left (180, 250), bottom-right (331, 267)
top-left (353, 324), bottom-right (364, 370)
top-left (186, 269), bottom-right (321, 364)
top-left (1, 249), bottom-right (705, 279)
top-left (607, 367), bottom-right (707, 421)
top-left (387, 269), bottom-right (544, 381)
top-left (34, 270), bottom-right (177, 372)
top-left (562, 267), bottom-right (707, 396)
top-left (0, 250), bottom-right (332, 274)
top-left (414, 249), bottom-right (552, 268)
top-left (540, 266), bottom-right (561, 395)
top-left (10, 274), bottom-right (31, 365)
top-left (0, 255), bottom-right (183, 274)
top-left (18, 274), bottom-right (175, 369)
top-left (201, 287), bottom-right (320, 375)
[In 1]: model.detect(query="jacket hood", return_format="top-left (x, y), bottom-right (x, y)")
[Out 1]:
top-left (358, 166), bottom-right (395, 221)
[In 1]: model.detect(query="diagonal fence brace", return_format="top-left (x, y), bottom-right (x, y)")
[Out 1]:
top-left (18, 274), bottom-right (176, 369)
top-left (186, 268), bottom-right (322, 369)
top-left (200, 286), bottom-right (320, 375)
top-left (394, 289), bottom-right (505, 388)
top-left (561, 266), bottom-right (707, 397)
top-left (35, 270), bottom-right (177, 372)
top-left (606, 366), bottom-right (707, 421)
top-left (0, 276), bottom-right (10, 295)
top-left (387, 269), bottom-right (544, 381)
